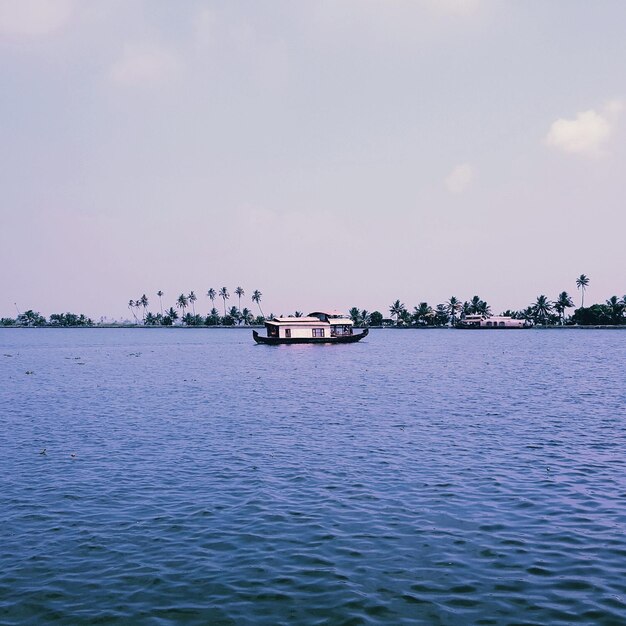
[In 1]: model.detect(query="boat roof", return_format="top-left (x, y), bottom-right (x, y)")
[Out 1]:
top-left (267, 317), bottom-right (327, 326)
top-left (308, 310), bottom-right (350, 318)
top-left (267, 315), bottom-right (354, 326)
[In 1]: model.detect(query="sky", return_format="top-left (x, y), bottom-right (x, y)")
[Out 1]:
top-left (1, 0), bottom-right (624, 320)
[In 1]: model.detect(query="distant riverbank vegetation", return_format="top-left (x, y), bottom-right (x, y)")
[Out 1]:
top-left (2, 277), bottom-right (625, 328)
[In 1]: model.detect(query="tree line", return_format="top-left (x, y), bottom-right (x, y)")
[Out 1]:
top-left (124, 287), bottom-right (266, 326)
top-left (353, 276), bottom-right (624, 328)
top-left (1, 311), bottom-right (94, 327)
top-left (2, 276), bottom-right (624, 328)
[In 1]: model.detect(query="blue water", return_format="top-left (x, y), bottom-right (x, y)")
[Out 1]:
top-left (1, 328), bottom-right (625, 625)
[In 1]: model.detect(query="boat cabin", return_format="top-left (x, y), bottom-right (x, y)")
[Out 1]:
top-left (460, 314), bottom-right (526, 328)
top-left (265, 311), bottom-right (354, 339)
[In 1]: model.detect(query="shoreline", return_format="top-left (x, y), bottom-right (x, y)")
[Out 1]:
top-left (2, 325), bottom-right (625, 330)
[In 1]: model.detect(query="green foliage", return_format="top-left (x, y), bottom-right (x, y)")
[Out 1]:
top-left (389, 300), bottom-right (406, 324)
top-left (412, 302), bottom-right (434, 326)
top-left (17, 310), bottom-right (47, 326)
top-left (1, 317), bottom-right (16, 326)
top-left (48, 313), bottom-right (93, 327)
top-left (434, 304), bottom-right (450, 326)
top-left (572, 304), bottom-right (623, 326)
top-left (369, 311), bottom-right (383, 326)
top-left (204, 308), bottom-right (220, 326)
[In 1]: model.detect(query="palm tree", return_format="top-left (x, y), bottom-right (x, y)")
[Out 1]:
top-left (165, 307), bottom-right (178, 325)
top-left (413, 302), bottom-right (434, 326)
top-left (207, 288), bottom-right (217, 312)
top-left (234, 287), bottom-right (245, 316)
top-left (128, 299), bottom-right (139, 323)
top-left (227, 305), bottom-right (240, 325)
top-left (157, 290), bottom-right (164, 316)
top-left (519, 306), bottom-right (534, 325)
top-left (140, 294), bottom-right (149, 322)
top-left (208, 307), bottom-right (220, 325)
top-left (554, 291), bottom-right (574, 325)
top-left (293, 311), bottom-right (303, 317)
top-left (349, 307), bottom-right (361, 325)
top-left (189, 291), bottom-right (197, 316)
top-left (434, 304), bottom-right (450, 326)
top-left (446, 296), bottom-right (461, 326)
top-left (252, 290), bottom-right (264, 318)
top-left (606, 296), bottom-right (625, 324)
top-left (218, 287), bottom-right (230, 317)
top-left (176, 293), bottom-right (189, 323)
top-left (477, 299), bottom-right (491, 316)
top-left (389, 300), bottom-right (406, 325)
top-left (360, 309), bottom-right (371, 327)
top-left (533, 295), bottom-right (553, 325)
top-left (469, 296), bottom-right (481, 314)
top-left (576, 274), bottom-right (590, 308)
top-left (240, 307), bottom-right (253, 325)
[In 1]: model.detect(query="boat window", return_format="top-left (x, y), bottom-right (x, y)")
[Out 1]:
top-left (485, 321), bottom-right (492, 326)
top-left (312, 328), bottom-right (324, 337)
top-left (499, 321), bottom-right (506, 327)
top-left (285, 328), bottom-right (291, 338)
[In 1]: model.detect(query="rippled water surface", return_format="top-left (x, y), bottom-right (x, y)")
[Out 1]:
top-left (1, 328), bottom-right (625, 625)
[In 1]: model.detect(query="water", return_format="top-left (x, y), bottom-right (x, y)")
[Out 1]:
top-left (1, 328), bottom-right (625, 625)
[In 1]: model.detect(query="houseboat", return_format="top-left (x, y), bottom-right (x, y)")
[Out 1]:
top-left (253, 311), bottom-right (369, 344)
top-left (456, 314), bottom-right (529, 329)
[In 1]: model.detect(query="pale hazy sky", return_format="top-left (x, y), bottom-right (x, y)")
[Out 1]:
top-left (1, 0), bottom-right (624, 320)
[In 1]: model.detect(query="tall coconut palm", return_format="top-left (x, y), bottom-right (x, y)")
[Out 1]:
top-left (576, 274), bottom-right (590, 308)
top-left (177, 293), bottom-right (189, 324)
top-left (188, 291), bottom-right (197, 316)
top-left (252, 290), bottom-right (264, 318)
top-left (207, 288), bottom-right (216, 312)
top-left (554, 291), bottom-right (574, 325)
top-left (218, 287), bottom-right (230, 317)
top-left (360, 310), bottom-right (371, 327)
top-left (533, 295), bottom-right (553, 325)
top-left (234, 287), bottom-right (245, 315)
top-left (446, 296), bottom-right (461, 326)
top-left (389, 300), bottom-right (406, 325)
top-left (157, 290), bottom-right (164, 315)
top-left (140, 294), bottom-right (149, 322)
top-left (294, 311), bottom-right (303, 317)
top-left (128, 299), bottom-right (139, 323)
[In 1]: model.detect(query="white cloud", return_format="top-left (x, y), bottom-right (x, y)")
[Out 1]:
top-left (0, 0), bottom-right (73, 36)
top-left (545, 109), bottom-right (613, 157)
top-left (445, 163), bottom-right (474, 193)
top-left (109, 43), bottom-right (180, 86)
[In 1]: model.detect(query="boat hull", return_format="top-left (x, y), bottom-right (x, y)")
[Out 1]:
top-left (253, 328), bottom-right (369, 344)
